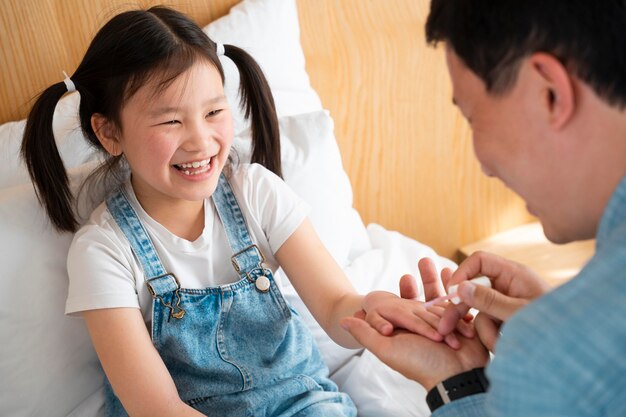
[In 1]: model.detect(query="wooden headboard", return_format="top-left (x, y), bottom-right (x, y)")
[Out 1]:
top-left (0, 0), bottom-right (533, 259)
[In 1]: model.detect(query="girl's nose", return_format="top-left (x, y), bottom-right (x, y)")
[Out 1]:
top-left (182, 122), bottom-right (215, 151)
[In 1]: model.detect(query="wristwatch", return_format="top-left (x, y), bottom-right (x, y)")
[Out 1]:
top-left (425, 367), bottom-right (489, 412)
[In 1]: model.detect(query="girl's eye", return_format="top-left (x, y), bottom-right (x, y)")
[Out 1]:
top-left (206, 109), bottom-right (223, 118)
top-left (162, 120), bottom-right (180, 126)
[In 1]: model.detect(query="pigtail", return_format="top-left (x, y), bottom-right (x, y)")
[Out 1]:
top-left (21, 84), bottom-right (78, 233)
top-left (222, 44), bottom-right (282, 178)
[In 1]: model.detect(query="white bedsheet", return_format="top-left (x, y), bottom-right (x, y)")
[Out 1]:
top-left (281, 222), bottom-right (456, 417)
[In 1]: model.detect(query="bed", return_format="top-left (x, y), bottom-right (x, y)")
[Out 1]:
top-left (0, 1), bottom-right (533, 416)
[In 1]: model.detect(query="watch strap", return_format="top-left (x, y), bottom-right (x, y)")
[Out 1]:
top-left (426, 367), bottom-right (489, 412)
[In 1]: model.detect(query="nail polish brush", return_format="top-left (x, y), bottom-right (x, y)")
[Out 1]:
top-left (423, 276), bottom-right (492, 308)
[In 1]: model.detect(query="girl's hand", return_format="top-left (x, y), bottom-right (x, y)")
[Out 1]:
top-left (358, 258), bottom-right (477, 349)
top-left (359, 288), bottom-right (474, 349)
top-left (362, 290), bottom-right (443, 341)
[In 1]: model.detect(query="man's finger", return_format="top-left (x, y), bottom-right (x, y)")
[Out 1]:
top-left (438, 303), bottom-right (470, 335)
top-left (340, 317), bottom-right (387, 349)
top-left (458, 280), bottom-right (528, 321)
top-left (474, 313), bottom-right (501, 352)
top-left (354, 309), bottom-right (366, 320)
top-left (399, 274), bottom-right (420, 300)
top-left (440, 267), bottom-right (454, 289)
top-left (418, 257), bottom-right (444, 301)
top-left (366, 311), bottom-right (394, 335)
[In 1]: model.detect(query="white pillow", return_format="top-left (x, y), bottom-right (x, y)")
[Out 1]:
top-left (0, 93), bottom-right (96, 189)
top-left (0, 165), bottom-right (104, 417)
top-left (205, 0), bottom-right (323, 135)
top-left (0, 0), bottom-right (321, 190)
top-left (233, 111), bottom-right (354, 266)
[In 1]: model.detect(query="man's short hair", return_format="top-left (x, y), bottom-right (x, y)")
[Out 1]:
top-left (426, 0), bottom-right (626, 109)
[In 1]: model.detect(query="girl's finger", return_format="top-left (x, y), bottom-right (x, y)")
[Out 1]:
top-left (425, 304), bottom-right (446, 316)
top-left (443, 332), bottom-right (460, 350)
top-left (379, 305), bottom-right (443, 341)
top-left (399, 274), bottom-right (420, 300)
top-left (411, 308), bottom-right (444, 332)
top-left (364, 311), bottom-right (394, 336)
top-left (455, 317), bottom-right (475, 338)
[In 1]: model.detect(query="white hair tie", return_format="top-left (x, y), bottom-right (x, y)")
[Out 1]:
top-left (216, 42), bottom-right (225, 57)
top-left (62, 71), bottom-right (76, 93)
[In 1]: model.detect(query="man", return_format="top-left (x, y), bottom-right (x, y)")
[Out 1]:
top-left (341, 1), bottom-right (626, 415)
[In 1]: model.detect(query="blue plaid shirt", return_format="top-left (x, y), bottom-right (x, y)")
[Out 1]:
top-left (434, 174), bottom-right (626, 417)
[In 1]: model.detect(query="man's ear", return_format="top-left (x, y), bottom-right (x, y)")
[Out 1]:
top-left (529, 53), bottom-right (575, 130)
top-left (91, 113), bottom-right (122, 156)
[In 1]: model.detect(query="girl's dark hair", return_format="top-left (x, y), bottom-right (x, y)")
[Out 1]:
top-left (425, 0), bottom-right (626, 107)
top-left (21, 6), bottom-right (280, 233)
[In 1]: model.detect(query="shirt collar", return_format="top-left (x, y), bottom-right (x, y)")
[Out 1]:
top-left (596, 173), bottom-right (626, 247)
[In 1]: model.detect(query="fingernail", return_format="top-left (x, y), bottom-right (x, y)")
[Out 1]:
top-left (458, 282), bottom-right (476, 301)
top-left (447, 284), bottom-right (461, 304)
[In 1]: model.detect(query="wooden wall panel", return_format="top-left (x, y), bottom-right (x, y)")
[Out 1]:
top-left (297, 0), bottom-right (534, 258)
top-left (0, 0), bottom-right (238, 121)
top-left (0, 0), bottom-right (534, 259)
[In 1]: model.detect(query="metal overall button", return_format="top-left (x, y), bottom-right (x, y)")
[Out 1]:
top-left (231, 245), bottom-right (270, 293)
top-left (255, 274), bottom-right (271, 292)
top-left (244, 271), bottom-right (270, 293)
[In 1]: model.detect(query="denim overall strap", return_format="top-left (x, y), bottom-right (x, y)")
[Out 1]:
top-left (105, 190), bottom-right (181, 298)
top-left (103, 182), bottom-right (357, 417)
top-left (211, 174), bottom-right (264, 276)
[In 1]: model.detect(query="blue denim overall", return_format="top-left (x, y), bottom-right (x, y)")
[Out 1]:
top-left (103, 174), bottom-right (356, 416)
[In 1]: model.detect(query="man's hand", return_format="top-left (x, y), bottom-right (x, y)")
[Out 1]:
top-left (340, 314), bottom-right (488, 390)
top-left (340, 257), bottom-right (489, 389)
top-left (439, 251), bottom-right (550, 351)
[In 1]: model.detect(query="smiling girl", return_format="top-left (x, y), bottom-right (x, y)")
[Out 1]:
top-left (20, 6), bottom-right (444, 417)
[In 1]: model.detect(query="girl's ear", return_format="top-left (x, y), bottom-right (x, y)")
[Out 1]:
top-left (529, 53), bottom-right (575, 130)
top-left (91, 113), bottom-right (123, 156)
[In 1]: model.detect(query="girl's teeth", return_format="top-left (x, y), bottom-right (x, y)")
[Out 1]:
top-left (180, 163), bottom-right (211, 176)
top-left (179, 158), bottom-right (210, 169)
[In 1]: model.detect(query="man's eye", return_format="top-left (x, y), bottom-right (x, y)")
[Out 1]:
top-left (162, 120), bottom-right (180, 125)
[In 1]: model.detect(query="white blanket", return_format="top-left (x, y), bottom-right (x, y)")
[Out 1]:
top-left (282, 223), bottom-right (456, 417)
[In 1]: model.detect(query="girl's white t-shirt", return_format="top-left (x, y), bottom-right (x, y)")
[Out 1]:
top-left (65, 163), bottom-right (309, 322)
